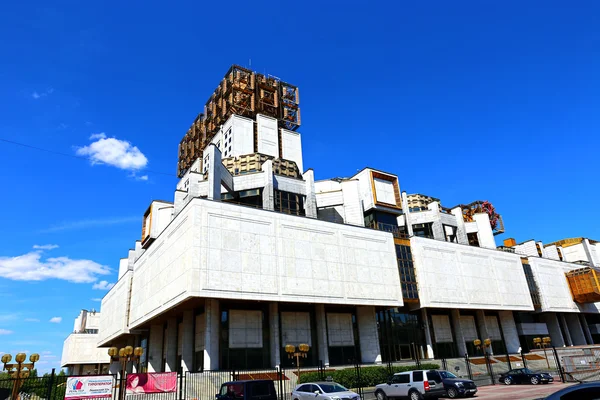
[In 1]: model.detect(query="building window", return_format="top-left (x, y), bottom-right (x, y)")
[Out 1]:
top-left (557, 247), bottom-right (564, 261)
top-left (396, 243), bottom-right (419, 301)
top-left (443, 225), bottom-right (457, 243)
top-left (467, 232), bottom-right (480, 247)
top-left (413, 223), bottom-right (433, 239)
top-left (536, 243), bottom-right (543, 257)
top-left (219, 304), bottom-right (271, 370)
top-left (522, 262), bottom-right (541, 308)
top-left (274, 190), bottom-right (305, 216)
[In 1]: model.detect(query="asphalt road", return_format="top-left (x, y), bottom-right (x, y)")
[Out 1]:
top-left (357, 382), bottom-right (576, 400)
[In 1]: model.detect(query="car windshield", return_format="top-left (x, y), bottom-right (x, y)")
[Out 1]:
top-left (319, 384), bottom-right (348, 393)
top-left (438, 371), bottom-right (458, 379)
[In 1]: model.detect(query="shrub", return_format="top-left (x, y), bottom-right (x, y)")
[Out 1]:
top-left (297, 363), bottom-right (440, 388)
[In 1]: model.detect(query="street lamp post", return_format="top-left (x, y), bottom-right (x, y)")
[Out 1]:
top-left (108, 346), bottom-right (144, 400)
top-left (2, 352), bottom-right (40, 400)
top-left (533, 337), bottom-right (551, 369)
top-left (473, 338), bottom-right (492, 355)
top-left (285, 344), bottom-right (310, 380)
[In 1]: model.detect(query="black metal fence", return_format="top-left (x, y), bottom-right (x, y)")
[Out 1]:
top-left (0, 370), bottom-right (71, 400)
top-left (6, 349), bottom-right (600, 400)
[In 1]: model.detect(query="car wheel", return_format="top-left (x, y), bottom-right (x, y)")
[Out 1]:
top-left (446, 387), bottom-right (458, 398)
top-left (504, 377), bottom-right (512, 385)
top-left (531, 376), bottom-right (540, 385)
top-left (375, 390), bottom-right (387, 400)
top-left (408, 390), bottom-right (423, 400)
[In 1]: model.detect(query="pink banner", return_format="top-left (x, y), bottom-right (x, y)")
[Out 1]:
top-left (126, 372), bottom-right (177, 394)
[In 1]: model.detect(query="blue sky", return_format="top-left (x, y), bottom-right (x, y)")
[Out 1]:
top-left (1, 1), bottom-right (599, 372)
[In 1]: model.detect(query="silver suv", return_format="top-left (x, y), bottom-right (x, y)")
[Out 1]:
top-left (375, 370), bottom-right (445, 400)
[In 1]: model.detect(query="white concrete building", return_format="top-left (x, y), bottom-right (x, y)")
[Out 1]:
top-left (63, 66), bottom-right (600, 374)
top-left (61, 310), bottom-right (110, 375)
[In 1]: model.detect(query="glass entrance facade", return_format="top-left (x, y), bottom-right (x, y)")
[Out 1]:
top-left (376, 308), bottom-right (426, 362)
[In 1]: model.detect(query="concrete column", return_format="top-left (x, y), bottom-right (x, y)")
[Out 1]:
top-left (427, 202), bottom-right (444, 241)
top-left (315, 304), bottom-right (329, 366)
top-left (174, 189), bottom-right (187, 216)
top-left (541, 313), bottom-right (565, 347)
top-left (580, 314), bottom-right (594, 345)
top-left (450, 309), bottom-right (467, 357)
top-left (583, 239), bottom-right (599, 266)
top-left (164, 318), bottom-right (178, 372)
top-left (475, 310), bottom-right (492, 354)
top-left (473, 213), bottom-right (496, 249)
top-left (401, 192), bottom-right (414, 236)
top-left (181, 310), bottom-right (194, 372)
top-left (262, 160), bottom-right (275, 211)
top-left (206, 144), bottom-right (222, 201)
top-left (356, 306), bottom-right (382, 364)
top-left (565, 314), bottom-right (586, 345)
top-left (204, 299), bottom-right (220, 370)
top-left (341, 180), bottom-right (365, 227)
top-left (498, 311), bottom-right (521, 354)
top-left (148, 324), bottom-right (163, 372)
top-left (558, 314), bottom-right (573, 346)
top-left (421, 309), bottom-right (434, 359)
top-left (303, 169), bottom-right (318, 218)
top-left (451, 207), bottom-right (468, 245)
top-left (270, 303), bottom-right (281, 368)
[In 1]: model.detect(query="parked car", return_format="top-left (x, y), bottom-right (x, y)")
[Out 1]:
top-left (498, 368), bottom-right (554, 385)
top-left (375, 370), bottom-right (446, 400)
top-left (429, 370), bottom-right (477, 398)
top-left (216, 380), bottom-right (277, 400)
top-left (292, 382), bottom-right (359, 400)
top-left (542, 382), bottom-right (600, 399)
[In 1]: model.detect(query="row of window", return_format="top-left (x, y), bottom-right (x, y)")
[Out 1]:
top-left (396, 244), bottom-right (419, 301)
top-left (522, 262), bottom-right (542, 307)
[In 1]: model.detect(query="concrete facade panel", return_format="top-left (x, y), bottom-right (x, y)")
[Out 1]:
top-left (527, 258), bottom-right (580, 313)
top-left (411, 237), bottom-right (534, 311)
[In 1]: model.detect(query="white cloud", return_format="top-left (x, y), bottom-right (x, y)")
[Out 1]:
top-left (91, 298), bottom-right (102, 302)
top-left (137, 175), bottom-right (148, 181)
top-left (42, 351), bottom-right (53, 355)
top-left (40, 216), bottom-right (139, 233)
top-left (33, 244), bottom-right (59, 250)
top-left (49, 317), bottom-right (62, 323)
top-left (0, 250), bottom-right (110, 283)
top-left (89, 132), bottom-right (106, 140)
top-left (32, 88), bottom-right (54, 99)
top-left (24, 318), bottom-right (40, 322)
top-left (0, 329), bottom-right (13, 335)
top-left (76, 134), bottom-right (148, 171)
top-left (92, 280), bottom-right (114, 290)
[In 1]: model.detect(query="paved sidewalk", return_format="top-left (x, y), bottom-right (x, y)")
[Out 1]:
top-left (472, 382), bottom-right (576, 399)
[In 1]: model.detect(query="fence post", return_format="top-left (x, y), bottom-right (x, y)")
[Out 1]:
top-left (520, 351), bottom-right (527, 369)
top-left (552, 346), bottom-right (566, 383)
top-left (277, 367), bottom-right (283, 400)
top-left (178, 366), bottom-right (183, 400)
top-left (484, 353), bottom-right (495, 385)
top-left (354, 361), bottom-right (363, 400)
top-left (46, 368), bottom-right (55, 400)
top-left (464, 354), bottom-right (473, 381)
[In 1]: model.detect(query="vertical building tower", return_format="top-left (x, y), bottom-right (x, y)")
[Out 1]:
top-left (177, 65), bottom-right (302, 178)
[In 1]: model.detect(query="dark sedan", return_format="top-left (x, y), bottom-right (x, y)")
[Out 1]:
top-left (498, 368), bottom-right (554, 385)
top-left (542, 382), bottom-right (600, 399)
top-left (428, 370), bottom-right (477, 398)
